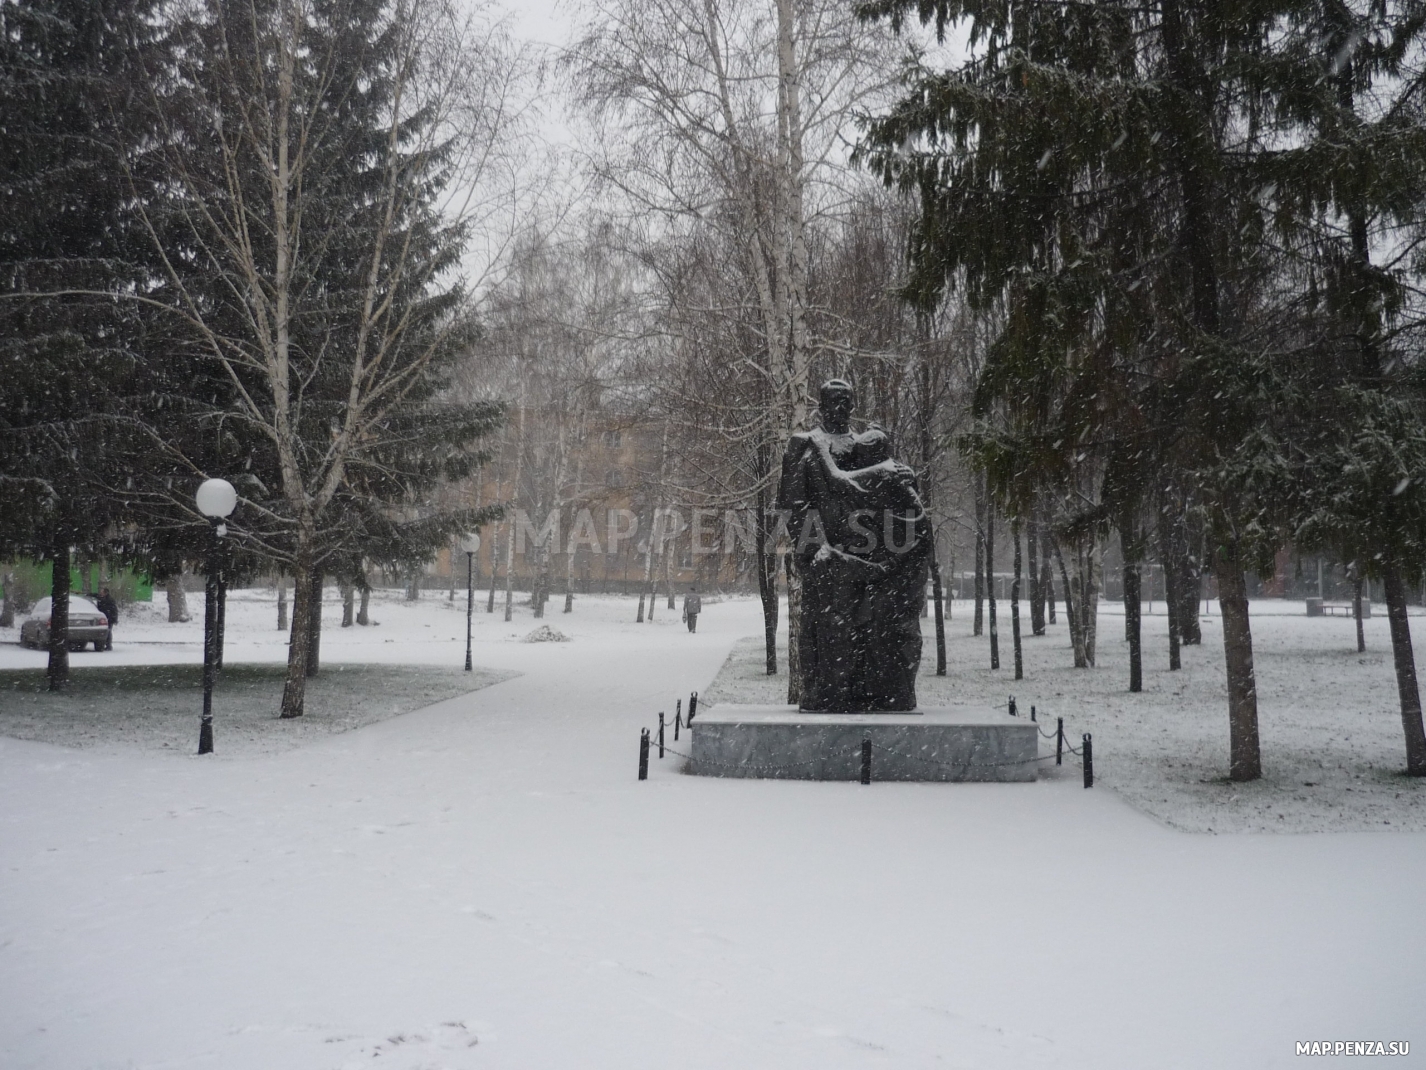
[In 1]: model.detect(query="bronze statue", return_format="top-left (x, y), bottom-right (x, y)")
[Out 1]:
top-left (778, 379), bottom-right (931, 712)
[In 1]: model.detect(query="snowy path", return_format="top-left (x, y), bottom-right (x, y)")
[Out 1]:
top-left (1, 597), bottom-right (1422, 1068)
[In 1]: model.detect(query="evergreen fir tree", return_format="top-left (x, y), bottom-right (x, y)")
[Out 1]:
top-left (1258, 0), bottom-right (1426, 774)
top-left (144, 0), bottom-right (503, 717)
top-left (0, 0), bottom-right (167, 688)
top-left (858, 0), bottom-right (1339, 780)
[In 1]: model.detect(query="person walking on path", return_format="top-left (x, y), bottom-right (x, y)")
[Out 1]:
top-left (682, 587), bottom-right (702, 633)
top-left (95, 587), bottom-right (119, 651)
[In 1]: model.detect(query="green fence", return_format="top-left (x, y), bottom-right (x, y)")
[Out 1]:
top-left (1, 560), bottom-right (153, 611)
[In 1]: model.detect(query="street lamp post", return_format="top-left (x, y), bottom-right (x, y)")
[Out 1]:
top-left (196, 478), bottom-right (237, 754)
top-left (460, 533), bottom-right (480, 671)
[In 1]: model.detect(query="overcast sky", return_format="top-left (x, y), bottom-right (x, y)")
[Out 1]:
top-left (496, 0), bottom-right (576, 50)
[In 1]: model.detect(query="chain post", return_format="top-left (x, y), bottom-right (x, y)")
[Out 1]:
top-left (638, 728), bottom-right (650, 780)
top-left (1056, 717), bottom-right (1064, 765)
top-left (1082, 733), bottom-right (1093, 788)
top-left (658, 712), bottom-right (665, 758)
top-left (860, 738), bottom-right (872, 785)
top-left (688, 690), bottom-right (698, 724)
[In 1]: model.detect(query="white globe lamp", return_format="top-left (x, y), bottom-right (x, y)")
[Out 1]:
top-left (195, 478), bottom-right (237, 520)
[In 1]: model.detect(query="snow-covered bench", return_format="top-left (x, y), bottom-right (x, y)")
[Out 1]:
top-left (1306, 597), bottom-right (1371, 618)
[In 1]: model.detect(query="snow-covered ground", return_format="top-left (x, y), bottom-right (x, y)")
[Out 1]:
top-left (704, 599), bottom-right (1426, 833)
top-left (1, 591), bottom-right (1423, 1068)
top-left (0, 588), bottom-right (523, 754)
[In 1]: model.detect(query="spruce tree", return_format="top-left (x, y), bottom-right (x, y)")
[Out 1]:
top-left (143, 0), bottom-right (503, 717)
top-left (0, 0), bottom-right (166, 688)
top-left (858, 0), bottom-right (1320, 780)
top-left (1259, 0), bottom-right (1426, 774)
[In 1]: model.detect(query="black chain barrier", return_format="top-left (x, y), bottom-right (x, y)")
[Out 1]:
top-left (639, 692), bottom-right (1096, 788)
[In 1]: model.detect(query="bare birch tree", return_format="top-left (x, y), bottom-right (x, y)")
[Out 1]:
top-left (570, 0), bottom-right (903, 688)
top-left (141, 0), bottom-right (528, 717)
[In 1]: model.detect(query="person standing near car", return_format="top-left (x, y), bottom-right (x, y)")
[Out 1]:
top-left (95, 586), bottom-right (119, 650)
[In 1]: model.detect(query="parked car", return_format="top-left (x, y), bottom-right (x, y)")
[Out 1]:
top-left (19, 596), bottom-right (111, 651)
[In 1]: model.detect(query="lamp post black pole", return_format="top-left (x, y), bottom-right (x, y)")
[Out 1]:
top-left (465, 550), bottom-right (474, 671)
top-left (198, 517), bottom-right (220, 754)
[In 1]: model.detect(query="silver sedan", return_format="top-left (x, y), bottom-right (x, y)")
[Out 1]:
top-left (19, 596), bottom-right (112, 651)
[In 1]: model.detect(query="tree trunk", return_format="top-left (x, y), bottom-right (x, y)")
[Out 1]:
top-left (277, 575), bottom-right (288, 630)
top-left (47, 538), bottom-right (71, 691)
top-left (931, 554), bottom-right (946, 676)
top-left (358, 578), bottom-right (371, 626)
top-left (1163, 547), bottom-right (1182, 671)
top-left (1169, 518), bottom-right (1204, 646)
top-left (1125, 556), bottom-right (1142, 691)
top-left (1123, 523), bottom-right (1142, 692)
top-left (1041, 526), bottom-right (1056, 625)
top-left (1124, 567), bottom-right (1133, 642)
top-left (341, 577), bottom-right (355, 627)
top-left (757, 490), bottom-right (779, 676)
top-left (1157, 516), bottom-right (1180, 670)
top-left (1216, 541), bottom-right (1262, 781)
top-left (564, 533), bottom-right (575, 613)
top-left (987, 507), bottom-right (999, 670)
top-left (166, 572), bottom-right (191, 623)
top-left (1382, 565), bottom-right (1426, 774)
top-left (973, 476), bottom-right (986, 636)
top-left (306, 568), bottom-right (323, 677)
top-left (487, 525), bottom-right (500, 613)
top-left (1028, 507), bottom-right (1044, 635)
top-left (276, 544), bottom-right (313, 721)
top-left (785, 553), bottom-right (802, 704)
top-left (1077, 541), bottom-right (1100, 667)
top-left (1179, 557), bottom-right (1203, 645)
top-left (1354, 574), bottom-right (1366, 652)
top-left (504, 519), bottom-right (516, 622)
top-left (637, 522), bottom-right (652, 622)
top-left (0, 571), bottom-right (12, 628)
top-left (1055, 538), bottom-right (1086, 668)
top-left (505, 399), bottom-right (525, 624)
top-left (1011, 519), bottom-right (1023, 680)
top-left (281, 553), bottom-right (312, 718)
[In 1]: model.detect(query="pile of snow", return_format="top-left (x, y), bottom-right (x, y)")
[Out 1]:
top-left (520, 624), bottom-right (571, 643)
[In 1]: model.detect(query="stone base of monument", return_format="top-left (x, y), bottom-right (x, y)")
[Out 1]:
top-left (687, 705), bottom-right (1040, 782)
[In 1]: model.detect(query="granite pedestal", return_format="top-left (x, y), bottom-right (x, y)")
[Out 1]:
top-left (687, 705), bottom-right (1040, 782)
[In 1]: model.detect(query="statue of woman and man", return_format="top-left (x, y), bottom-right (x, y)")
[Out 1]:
top-left (778, 379), bottom-right (932, 712)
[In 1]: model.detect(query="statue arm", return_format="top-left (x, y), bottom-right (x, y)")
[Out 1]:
top-left (813, 541), bottom-right (889, 575)
top-left (813, 443), bottom-right (914, 498)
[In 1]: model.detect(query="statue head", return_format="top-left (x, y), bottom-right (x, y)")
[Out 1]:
top-left (818, 378), bottom-right (854, 433)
